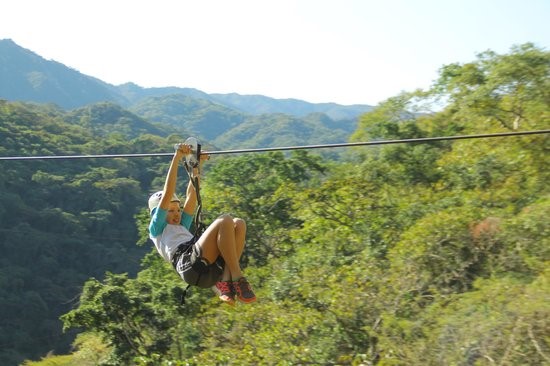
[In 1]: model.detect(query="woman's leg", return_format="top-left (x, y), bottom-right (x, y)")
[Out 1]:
top-left (233, 218), bottom-right (246, 260)
top-left (230, 217), bottom-right (255, 303)
top-left (198, 214), bottom-right (243, 280)
top-left (200, 215), bottom-right (255, 304)
top-left (217, 218), bottom-right (246, 281)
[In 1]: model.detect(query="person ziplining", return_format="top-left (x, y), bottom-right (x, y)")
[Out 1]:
top-left (147, 140), bottom-right (256, 305)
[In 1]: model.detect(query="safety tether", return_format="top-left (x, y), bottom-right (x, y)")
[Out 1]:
top-left (179, 138), bottom-right (206, 304)
top-left (181, 137), bottom-right (206, 239)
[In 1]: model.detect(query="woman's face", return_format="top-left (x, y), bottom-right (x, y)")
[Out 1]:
top-left (166, 201), bottom-right (182, 225)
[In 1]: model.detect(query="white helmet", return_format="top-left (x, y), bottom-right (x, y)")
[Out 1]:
top-left (148, 191), bottom-right (180, 213)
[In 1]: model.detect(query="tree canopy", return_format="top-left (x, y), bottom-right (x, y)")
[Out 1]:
top-left (6, 43), bottom-right (550, 366)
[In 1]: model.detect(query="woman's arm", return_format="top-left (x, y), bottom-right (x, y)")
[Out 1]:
top-left (159, 145), bottom-right (189, 211)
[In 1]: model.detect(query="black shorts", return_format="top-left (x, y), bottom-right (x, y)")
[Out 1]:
top-left (172, 239), bottom-right (223, 288)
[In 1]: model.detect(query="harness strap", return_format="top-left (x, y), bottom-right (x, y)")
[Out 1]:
top-left (179, 141), bottom-right (207, 305)
top-left (184, 143), bottom-right (205, 238)
top-left (181, 284), bottom-right (192, 304)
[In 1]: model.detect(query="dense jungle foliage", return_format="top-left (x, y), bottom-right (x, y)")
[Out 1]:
top-left (5, 43), bottom-right (550, 365)
top-left (0, 101), bottom-right (194, 365)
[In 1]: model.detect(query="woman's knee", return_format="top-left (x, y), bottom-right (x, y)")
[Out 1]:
top-left (215, 214), bottom-right (235, 229)
top-left (233, 218), bottom-right (246, 231)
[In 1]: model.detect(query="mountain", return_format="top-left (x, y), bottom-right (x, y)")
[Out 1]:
top-left (209, 92), bottom-right (373, 120)
top-left (0, 39), bottom-right (373, 120)
top-left (66, 102), bottom-right (174, 138)
top-left (128, 94), bottom-right (246, 141)
top-left (211, 113), bottom-right (351, 150)
top-left (0, 39), bottom-right (125, 109)
top-left (127, 95), bottom-right (358, 150)
top-left (0, 39), bottom-right (375, 152)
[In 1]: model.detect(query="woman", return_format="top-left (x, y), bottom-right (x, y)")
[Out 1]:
top-left (148, 143), bottom-right (256, 305)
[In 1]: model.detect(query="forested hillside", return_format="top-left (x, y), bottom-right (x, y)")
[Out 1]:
top-left (0, 101), bottom-right (197, 365)
top-left (211, 113), bottom-right (352, 150)
top-left (126, 94), bottom-right (356, 152)
top-left (18, 44), bottom-right (548, 365)
top-left (127, 94), bottom-right (247, 141)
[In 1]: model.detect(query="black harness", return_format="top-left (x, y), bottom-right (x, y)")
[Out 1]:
top-left (173, 141), bottom-right (210, 304)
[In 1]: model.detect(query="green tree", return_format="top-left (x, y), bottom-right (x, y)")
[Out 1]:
top-left (61, 270), bottom-right (179, 364)
top-left (26, 44), bottom-right (550, 366)
top-left (201, 151), bottom-right (325, 265)
top-left (433, 43), bottom-right (550, 132)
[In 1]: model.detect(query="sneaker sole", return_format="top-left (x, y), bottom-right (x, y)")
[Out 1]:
top-left (219, 295), bottom-right (236, 306)
top-left (237, 296), bottom-right (256, 304)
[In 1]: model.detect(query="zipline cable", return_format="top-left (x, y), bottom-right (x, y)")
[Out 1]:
top-left (206, 129), bottom-right (549, 156)
top-left (0, 129), bottom-right (548, 161)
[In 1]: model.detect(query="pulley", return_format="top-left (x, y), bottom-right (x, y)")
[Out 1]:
top-left (174, 137), bottom-right (201, 168)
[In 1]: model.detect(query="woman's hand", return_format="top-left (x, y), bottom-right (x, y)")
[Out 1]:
top-left (200, 153), bottom-right (210, 164)
top-left (190, 153), bottom-right (209, 177)
top-left (174, 143), bottom-right (193, 161)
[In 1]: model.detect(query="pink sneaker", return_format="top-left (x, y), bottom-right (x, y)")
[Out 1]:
top-left (215, 281), bottom-right (235, 305)
top-left (233, 277), bottom-right (256, 304)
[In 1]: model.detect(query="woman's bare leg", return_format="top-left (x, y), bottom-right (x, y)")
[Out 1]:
top-left (233, 218), bottom-right (246, 260)
top-left (201, 215), bottom-right (256, 303)
top-left (217, 218), bottom-right (246, 282)
top-left (198, 215), bottom-right (243, 280)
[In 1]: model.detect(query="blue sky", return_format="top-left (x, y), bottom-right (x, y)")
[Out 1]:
top-left (1, 0), bottom-right (548, 105)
